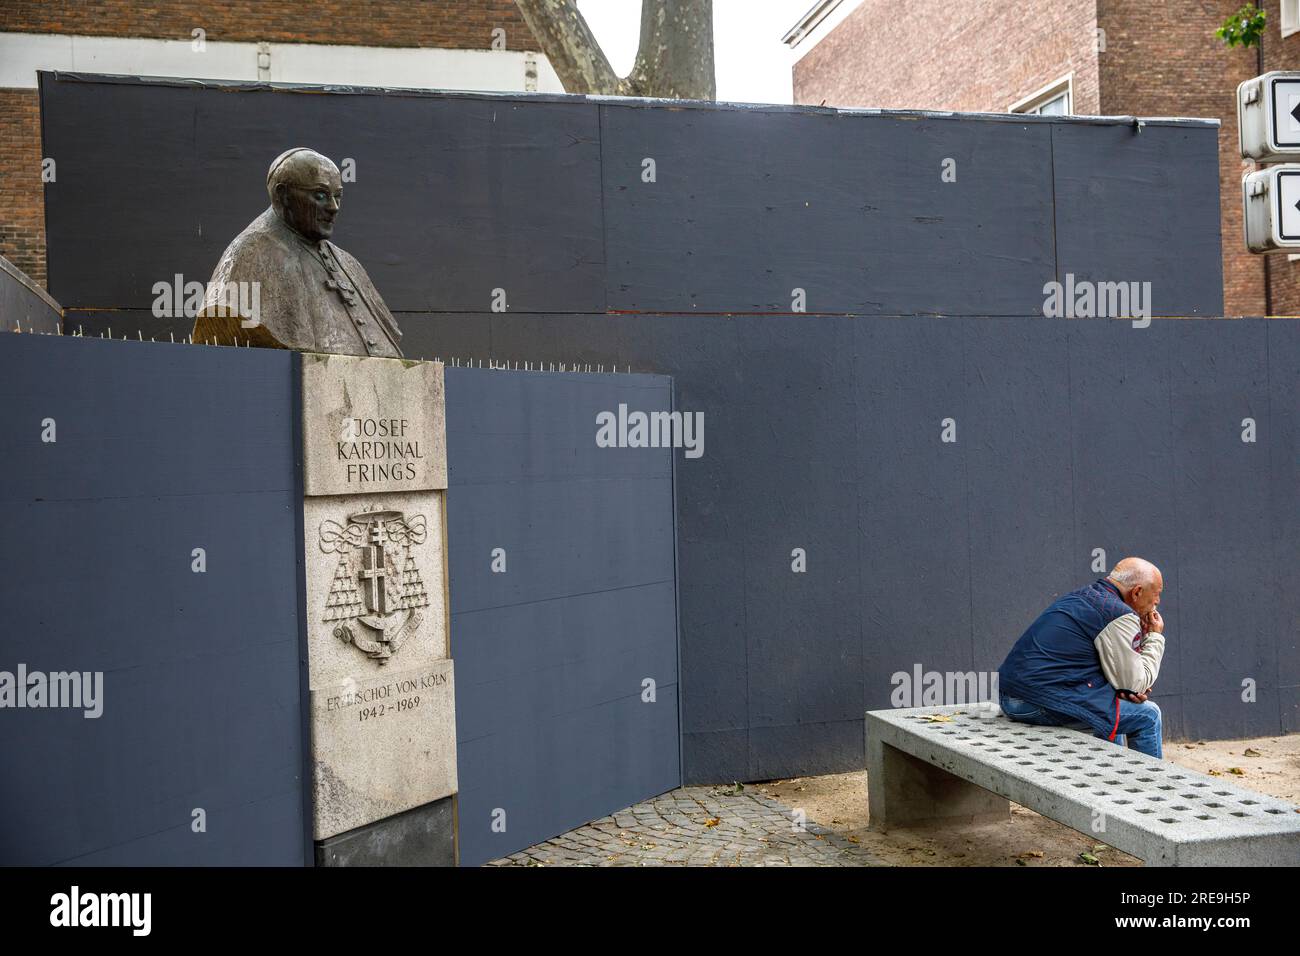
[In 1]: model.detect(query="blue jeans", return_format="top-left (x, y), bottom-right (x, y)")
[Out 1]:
top-left (1000, 694), bottom-right (1163, 759)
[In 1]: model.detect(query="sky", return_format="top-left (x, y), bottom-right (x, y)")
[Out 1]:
top-left (576, 0), bottom-right (810, 104)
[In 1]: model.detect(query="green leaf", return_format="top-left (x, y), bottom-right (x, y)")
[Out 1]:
top-left (1216, 5), bottom-right (1267, 49)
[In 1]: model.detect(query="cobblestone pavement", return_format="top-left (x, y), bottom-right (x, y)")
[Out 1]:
top-left (486, 784), bottom-right (885, 866)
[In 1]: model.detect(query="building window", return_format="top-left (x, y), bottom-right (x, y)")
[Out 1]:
top-left (1285, 0), bottom-right (1300, 38)
top-left (1010, 76), bottom-right (1073, 116)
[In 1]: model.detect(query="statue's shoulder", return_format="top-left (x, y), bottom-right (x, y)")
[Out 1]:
top-left (217, 207), bottom-right (295, 263)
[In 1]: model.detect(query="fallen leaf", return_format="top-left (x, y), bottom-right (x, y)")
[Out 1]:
top-left (1016, 850), bottom-right (1044, 860)
top-left (1078, 851), bottom-right (1101, 866)
top-left (1228, 767), bottom-right (1246, 776)
top-left (1208, 769), bottom-right (1222, 776)
top-left (703, 818), bottom-right (721, 828)
top-left (1015, 858), bottom-right (1027, 866)
top-left (922, 714), bottom-right (955, 723)
top-left (846, 836), bottom-right (860, 843)
top-left (1244, 748), bottom-right (1263, 757)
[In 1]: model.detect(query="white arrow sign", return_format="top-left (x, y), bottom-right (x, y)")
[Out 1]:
top-left (1277, 168), bottom-right (1300, 241)
top-left (1238, 72), bottom-right (1300, 161)
top-left (1242, 165), bottom-right (1300, 251)
top-left (1276, 83), bottom-right (1300, 148)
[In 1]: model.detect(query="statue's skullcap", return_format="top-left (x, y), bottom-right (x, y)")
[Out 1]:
top-left (266, 147), bottom-right (334, 201)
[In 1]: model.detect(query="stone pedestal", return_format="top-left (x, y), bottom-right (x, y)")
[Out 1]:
top-left (315, 796), bottom-right (457, 867)
top-left (299, 352), bottom-right (456, 865)
top-left (866, 727), bottom-right (1009, 830)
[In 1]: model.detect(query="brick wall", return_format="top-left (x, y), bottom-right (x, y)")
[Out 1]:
top-left (0, 0), bottom-right (533, 50)
top-left (1096, 0), bottom-right (1263, 317)
top-left (793, 0), bottom-right (1101, 114)
top-left (0, 89), bottom-right (44, 288)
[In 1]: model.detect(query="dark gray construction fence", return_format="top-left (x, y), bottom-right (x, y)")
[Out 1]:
top-left (0, 332), bottom-right (306, 865)
top-left (445, 366), bottom-right (680, 867)
top-left (38, 74), bottom-right (1278, 788)
top-left (424, 314), bottom-right (1300, 784)
top-left (0, 331), bottom-right (680, 865)
top-left (40, 72), bottom-right (1222, 319)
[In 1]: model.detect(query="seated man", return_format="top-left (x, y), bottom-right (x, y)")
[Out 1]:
top-left (996, 557), bottom-right (1166, 757)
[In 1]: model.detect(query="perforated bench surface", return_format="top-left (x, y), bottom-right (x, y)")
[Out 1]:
top-left (866, 704), bottom-right (1300, 866)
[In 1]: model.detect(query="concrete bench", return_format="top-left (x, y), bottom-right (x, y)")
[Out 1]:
top-left (866, 704), bottom-right (1300, 866)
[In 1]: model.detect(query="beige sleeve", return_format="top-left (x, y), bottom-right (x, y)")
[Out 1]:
top-left (1094, 613), bottom-right (1165, 694)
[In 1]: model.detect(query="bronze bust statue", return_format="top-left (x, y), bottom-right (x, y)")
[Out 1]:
top-left (195, 147), bottom-right (403, 357)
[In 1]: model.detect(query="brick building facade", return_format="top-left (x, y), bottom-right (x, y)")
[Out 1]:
top-left (0, 88), bottom-right (43, 287)
top-left (0, 1), bottom-right (545, 291)
top-left (793, 0), bottom-right (1300, 317)
top-left (0, 0), bottom-right (532, 47)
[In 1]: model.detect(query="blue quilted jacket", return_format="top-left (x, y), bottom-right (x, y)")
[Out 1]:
top-left (997, 579), bottom-right (1134, 737)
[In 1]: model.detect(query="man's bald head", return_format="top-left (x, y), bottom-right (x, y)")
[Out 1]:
top-left (1107, 557), bottom-right (1163, 617)
top-left (266, 147), bottom-right (343, 242)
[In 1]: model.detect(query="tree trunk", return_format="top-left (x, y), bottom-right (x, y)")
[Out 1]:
top-left (514, 0), bottom-right (715, 100)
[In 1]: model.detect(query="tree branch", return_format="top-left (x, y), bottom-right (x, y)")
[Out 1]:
top-left (627, 0), bottom-right (714, 99)
top-left (514, 0), bottom-right (624, 94)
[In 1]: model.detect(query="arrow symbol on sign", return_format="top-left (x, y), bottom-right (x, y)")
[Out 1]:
top-left (1292, 100), bottom-right (1300, 125)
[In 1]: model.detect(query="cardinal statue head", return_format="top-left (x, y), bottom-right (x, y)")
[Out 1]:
top-left (266, 147), bottom-right (343, 242)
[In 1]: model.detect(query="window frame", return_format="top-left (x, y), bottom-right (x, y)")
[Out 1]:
top-left (1009, 74), bottom-right (1074, 116)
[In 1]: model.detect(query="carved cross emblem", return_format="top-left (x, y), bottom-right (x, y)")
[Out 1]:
top-left (319, 508), bottom-right (431, 664)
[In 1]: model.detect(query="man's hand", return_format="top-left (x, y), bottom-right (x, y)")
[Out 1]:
top-left (1119, 690), bottom-right (1149, 703)
top-left (1141, 609), bottom-right (1164, 635)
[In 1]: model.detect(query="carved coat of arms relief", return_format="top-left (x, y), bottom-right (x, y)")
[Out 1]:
top-left (318, 508), bottom-right (430, 664)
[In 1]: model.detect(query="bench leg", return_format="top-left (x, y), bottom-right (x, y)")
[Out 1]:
top-left (867, 736), bottom-right (1009, 830)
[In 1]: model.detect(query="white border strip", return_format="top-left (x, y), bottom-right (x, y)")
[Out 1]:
top-left (0, 32), bottom-right (563, 93)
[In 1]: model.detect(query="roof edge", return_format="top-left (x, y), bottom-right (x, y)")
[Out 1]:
top-left (39, 71), bottom-right (1222, 128)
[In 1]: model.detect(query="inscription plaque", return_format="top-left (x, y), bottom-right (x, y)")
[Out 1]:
top-left (301, 352), bottom-right (447, 496)
top-left (299, 353), bottom-right (454, 847)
